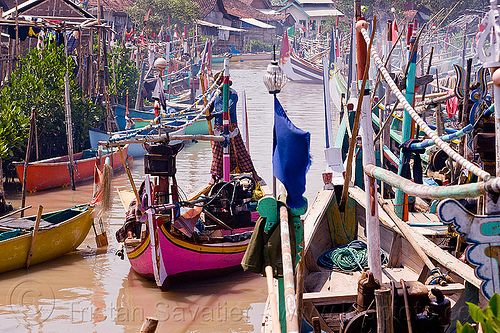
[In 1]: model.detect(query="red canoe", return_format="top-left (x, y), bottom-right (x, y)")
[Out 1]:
top-left (14, 146), bottom-right (130, 192)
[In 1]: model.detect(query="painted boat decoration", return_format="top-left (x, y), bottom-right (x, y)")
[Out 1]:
top-left (14, 146), bottom-right (129, 192)
top-left (0, 204), bottom-right (94, 273)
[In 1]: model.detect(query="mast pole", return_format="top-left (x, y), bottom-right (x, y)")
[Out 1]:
top-left (222, 58), bottom-right (230, 182)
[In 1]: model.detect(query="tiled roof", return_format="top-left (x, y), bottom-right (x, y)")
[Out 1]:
top-left (86, 0), bottom-right (133, 13)
top-left (194, 0), bottom-right (219, 19)
top-left (222, 0), bottom-right (283, 22)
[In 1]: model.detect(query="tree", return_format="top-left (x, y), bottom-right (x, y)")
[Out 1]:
top-left (0, 104), bottom-right (28, 194)
top-left (127, 0), bottom-right (201, 33)
top-left (0, 44), bottom-right (105, 160)
top-left (109, 43), bottom-right (140, 107)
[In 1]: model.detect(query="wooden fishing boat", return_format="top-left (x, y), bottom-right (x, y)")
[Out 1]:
top-left (14, 146), bottom-right (129, 192)
top-left (280, 33), bottom-right (323, 84)
top-left (0, 204), bottom-right (94, 273)
top-left (240, 52), bottom-right (272, 61)
top-left (118, 174), bottom-right (270, 290)
top-left (89, 127), bottom-right (186, 157)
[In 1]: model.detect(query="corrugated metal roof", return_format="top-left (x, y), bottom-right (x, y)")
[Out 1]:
top-left (303, 7), bottom-right (343, 17)
top-left (240, 17), bottom-right (274, 28)
top-left (197, 19), bottom-right (245, 32)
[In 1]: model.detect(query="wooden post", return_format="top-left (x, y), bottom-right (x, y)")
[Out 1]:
top-left (279, 203), bottom-right (299, 333)
top-left (356, 14), bottom-right (382, 282)
top-left (139, 317), bottom-right (158, 333)
top-left (241, 90), bottom-right (249, 150)
top-left (222, 58), bottom-right (230, 182)
top-left (26, 205), bottom-right (43, 268)
top-left (462, 24), bottom-right (468, 68)
top-left (199, 72), bottom-right (213, 135)
top-left (118, 145), bottom-right (140, 204)
top-left (14, 0), bottom-right (19, 68)
top-left (375, 288), bottom-right (393, 333)
top-left (64, 75), bottom-right (76, 191)
top-left (381, 20), bottom-right (392, 198)
top-left (20, 107), bottom-right (36, 218)
top-left (135, 60), bottom-right (146, 110)
top-left (265, 265), bottom-right (281, 333)
top-left (395, 26), bottom-right (418, 220)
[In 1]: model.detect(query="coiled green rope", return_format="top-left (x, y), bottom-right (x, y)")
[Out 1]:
top-left (317, 240), bottom-right (387, 272)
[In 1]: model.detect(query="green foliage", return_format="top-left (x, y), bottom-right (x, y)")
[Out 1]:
top-left (109, 43), bottom-right (140, 106)
top-left (457, 294), bottom-right (500, 333)
top-left (0, 104), bottom-right (28, 159)
top-left (127, 0), bottom-right (201, 33)
top-left (0, 44), bottom-right (105, 160)
top-left (250, 40), bottom-right (273, 52)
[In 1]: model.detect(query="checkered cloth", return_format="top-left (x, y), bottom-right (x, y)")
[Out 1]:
top-left (211, 123), bottom-right (256, 178)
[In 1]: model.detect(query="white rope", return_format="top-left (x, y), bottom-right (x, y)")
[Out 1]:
top-left (360, 28), bottom-right (491, 181)
top-left (162, 88), bottom-right (221, 131)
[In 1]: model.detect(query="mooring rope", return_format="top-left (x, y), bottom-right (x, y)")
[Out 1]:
top-left (360, 27), bottom-right (491, 181)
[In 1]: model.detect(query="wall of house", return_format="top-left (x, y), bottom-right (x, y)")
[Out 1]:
top-left (204, 9), bottom-right (232, 27)
top-left (244, 27), bottom-right (276, 47)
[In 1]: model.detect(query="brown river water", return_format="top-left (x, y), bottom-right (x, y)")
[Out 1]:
top-left (0, 60), bottom-right (328, 332)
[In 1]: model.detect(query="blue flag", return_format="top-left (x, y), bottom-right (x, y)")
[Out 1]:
top-left (273, 98), bottom-right (311, 209)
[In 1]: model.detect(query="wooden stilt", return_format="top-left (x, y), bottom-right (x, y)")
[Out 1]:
top-left (20, 107), bottom-right (36, 217)
top-left (375, 288), bottom-right (393, 333)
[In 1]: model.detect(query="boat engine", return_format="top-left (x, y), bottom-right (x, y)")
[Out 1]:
top-left (204, 176), bottom-right (257, 229)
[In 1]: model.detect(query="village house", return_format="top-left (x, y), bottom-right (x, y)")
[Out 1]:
top-left (195, 0), bottom-right (283, 53)
top-left (275, 0), bottom-right (343, 38)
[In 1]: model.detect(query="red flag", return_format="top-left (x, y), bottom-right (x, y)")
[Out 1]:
top-left (144, 7), bottom-right (151, 23)
top-left (279, 31), bottom-right (290, 64)
top-left (392, 21), bottom-right (398, 46)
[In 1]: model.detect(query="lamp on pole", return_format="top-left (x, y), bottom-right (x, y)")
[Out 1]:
top-left (263, 46), bottom-right (288, 197)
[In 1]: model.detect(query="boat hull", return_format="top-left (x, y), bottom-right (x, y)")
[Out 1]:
top-left (125, 224), bottom-right (251, 289)
top-left (14, 146), bottom-right (129, 192)
top-left (0, 205), bottom-right (94, 273)
top-left (281, 49), bottom-right (323, 83)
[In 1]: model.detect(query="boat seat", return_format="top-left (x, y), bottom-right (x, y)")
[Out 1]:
top-left (0, 217), bottom-right (55, 231)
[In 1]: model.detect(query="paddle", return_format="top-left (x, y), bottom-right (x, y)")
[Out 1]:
top-left (26, 205), bottom-right (43, 268)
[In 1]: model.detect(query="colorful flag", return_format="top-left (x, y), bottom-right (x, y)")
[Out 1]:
top-left (144, 7), bottom-right (151, 23)
top-left (392, 21), bottom-right (398, 47)
top-left (273, 98), bottom-right (310, 209)
top-left (279, 31), bottom-right (290, 65)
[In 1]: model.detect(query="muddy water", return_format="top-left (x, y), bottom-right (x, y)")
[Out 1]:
top-left (0, 60), bottom-right (327, 332)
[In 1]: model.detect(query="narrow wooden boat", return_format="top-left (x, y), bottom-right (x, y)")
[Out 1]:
top-left (89, 127), bottom-right (186, 157)
top-left (279, 33), bottom-right (323, 84)
top-left (0, 204), bottom-right (94, 273)
top-left (240, 52), bottom-right (272, 61)
top-left (118, 174), bottom-right (271, 290)
top-left (14, 146), bottom-right (129, 192)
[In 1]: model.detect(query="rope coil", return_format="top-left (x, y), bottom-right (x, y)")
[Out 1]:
top-left (359, 27), bottom-right (491, 181)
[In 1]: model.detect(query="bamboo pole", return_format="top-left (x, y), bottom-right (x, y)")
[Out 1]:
top-left (64, 75), bottom-right (76, 191)
top-left (26, 205), bottom-right (43, 268)
top-left (279, 202), bottom-right (299, 333)
top-left (118, 145), bottom-right (140, 205)
top-left (20, 107), bottom-right (36, 218)
top-left (222, 58), bottom-right (230, 182)
top-left (357, 14), bottom-right (382, 282)
top-left (338, 3), bottom-right (376, 212)
top-left (0, 205), bottom-right (31, 220)
top-left (265, 266), bottom-right (281, 333)
top-left (97, 134), bottom-right (224, 147)
top-left (199, 73), bottom-right (213, 135)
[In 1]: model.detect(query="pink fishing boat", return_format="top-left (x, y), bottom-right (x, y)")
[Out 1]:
top-left (117, 143), bottom-right (270, 290)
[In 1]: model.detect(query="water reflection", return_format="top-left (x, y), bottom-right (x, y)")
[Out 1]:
top-left (0, 60), bottom-right (326, 332)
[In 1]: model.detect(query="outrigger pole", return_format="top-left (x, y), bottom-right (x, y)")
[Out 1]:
top-left (222, 58), bottom-right (231, 182)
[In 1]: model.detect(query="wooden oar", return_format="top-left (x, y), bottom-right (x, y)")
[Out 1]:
top-left (0, 205), bottom-right (32, 220)
top-left (118, 145), bottom-right (141, 205)
top-left (26, 205), bottom-right (43, 268)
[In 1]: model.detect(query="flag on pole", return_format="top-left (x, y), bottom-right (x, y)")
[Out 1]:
top-left (392, 21), bottom-right (398, 46)
top-left (144, 7), bottom-right (151, 23)
top-left (273, 98), bottom-right (310, 209)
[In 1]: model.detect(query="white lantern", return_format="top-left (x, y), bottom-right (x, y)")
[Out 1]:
top-left (263, 60), bottom-right (287, 94)
top-left (154, 57), bottom-right (168, 72)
